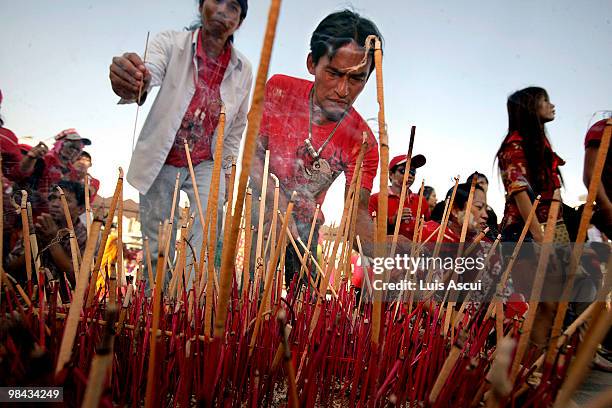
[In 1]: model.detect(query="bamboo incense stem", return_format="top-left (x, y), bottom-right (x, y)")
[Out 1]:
top-left (241, 189), bottom-right (253, 305)
top-left (411, 181), bottom-right (426, 246)
top-left (486, 196), bottom-right (540, 319)
top-left (299, 204), bottom-right (320, 282)
top-left (372, 34), bottom-right (387, 348)
top-left (255, 151), bottom-right (270, 270)
top-left (429, 330), bottom-right (467, 403)
top-left (546, 119), bottom-right (611, 366)
top-left (144, 237), bottom-right (155, 290)
top-left (249, 192), bottom-right (295, 355)
top-left (55, 211), bottom-right (103, 374)
top-left (84, 173), bottom-right (91, 234)
top-left (278, 310), bottom-right (299, 407)
top-left (390, 126), bottom-right (416, 257)
top-left (26, 203), bottom-right (42, 275)
top-left (131, 31), bottom-right (150, 151)
top-left (531, 301), bottom-right (598, 371)
top-left (510, 189), bottom-right (562, 383)
top-left (116, 186), bottom-right (125, 290)
top-left (215, 0), bottom-right (283, 340)
top-left (20, 192), bottom-right (33, 283)
top-left (81, 307), bottom-right (118, 408)
top-left (57, 186), bottom-right (81, 281)
top-left (457, 175), bottom-right (477, 257)
top-left (87, 168), bottom-right (124, 307)
top-left (145, 227), bottom-right (168, 408)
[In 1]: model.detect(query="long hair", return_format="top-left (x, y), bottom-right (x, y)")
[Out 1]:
top-left (496, 87), bottom-right (561, 193)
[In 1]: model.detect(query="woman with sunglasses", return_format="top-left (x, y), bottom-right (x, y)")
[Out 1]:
top-left (368, 153), bottom-right (430, 240)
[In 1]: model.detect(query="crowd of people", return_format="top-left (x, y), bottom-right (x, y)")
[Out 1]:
top-left (1, 90), bottom-right (101, 300)
top-left (2, 0), bottom-right (610, 370)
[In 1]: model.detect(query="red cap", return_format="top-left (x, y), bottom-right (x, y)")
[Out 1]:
top-left (389, 153), bottom-right (426, 171)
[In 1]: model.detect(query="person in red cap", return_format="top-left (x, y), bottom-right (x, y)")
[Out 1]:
top-left (0, 89), bottom-right (25, 182)
top-left (368, 153), bottom-right (430, 240)
top-left (17, 128), bottom-right (90, 217)
top-left (584, 115), bottom-right (611, 237)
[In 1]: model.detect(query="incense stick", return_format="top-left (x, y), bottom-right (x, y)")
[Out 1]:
top-left (131, 31), bottom-right (150, 151)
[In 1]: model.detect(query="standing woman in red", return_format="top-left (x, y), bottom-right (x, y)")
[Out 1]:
top-left (497, 86), bottom-right (565, 347)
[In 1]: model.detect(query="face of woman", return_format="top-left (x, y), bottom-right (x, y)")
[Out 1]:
top-left (427, 191), bottom-right (437, 208)
top-left (537, 94), bottom-right (556, 123)
top-left (200, 0), bottom-right (242, 41)
top-left (453, 189), bottom-right (488, 233)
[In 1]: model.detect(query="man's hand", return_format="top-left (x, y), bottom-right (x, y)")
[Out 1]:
top-left (109, 52), bottom-right (151, 100)
top-left (400, 207), bottom-right (413, 222)
top-left (35, 213), bottom-right (60, 243)
top-left (27, 142), bottom-right (48, 160)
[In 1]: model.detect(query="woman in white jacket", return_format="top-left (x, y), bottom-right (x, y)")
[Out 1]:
top-left (109, 0), bottom-right (252, 291)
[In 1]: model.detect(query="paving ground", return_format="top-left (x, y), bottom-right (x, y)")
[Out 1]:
top-left (571, 368), bottom-right (612, 406)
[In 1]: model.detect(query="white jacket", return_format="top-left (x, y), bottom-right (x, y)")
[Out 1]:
top-left (124, 28), bottom-right (253, 195)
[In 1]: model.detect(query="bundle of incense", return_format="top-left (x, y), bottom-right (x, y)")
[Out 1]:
top-left (57, 186), bottom-right (81, 280)
top-left (215, 0), bottom-right (283, 339)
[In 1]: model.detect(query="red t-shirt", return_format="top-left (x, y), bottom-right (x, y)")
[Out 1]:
top-left (165, 35), bottom-right (231, 167)
top-left (584, 119), bottom-right (611, 198)
top-left (0, 127), bottom-right (23, 181)
top-left (368, 189), bottom-right (430, 239)
top-left (258, 74), bottom-right (379, 224)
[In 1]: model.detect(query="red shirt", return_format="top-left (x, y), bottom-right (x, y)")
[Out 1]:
top-left (165, 34), bottom-right (231, 167)
top-left (0, 127), bottom-right (23, 181)
top-left (259, 74), bottom-right (379, 224)
top-left (584, 119), bottom-right (611, 198)
top-left (22, 152), bottom-right (80, 217)
top-left (368, 189), bottom-right (430, 239)
top-left (497, 131), bottom-right (564, 231)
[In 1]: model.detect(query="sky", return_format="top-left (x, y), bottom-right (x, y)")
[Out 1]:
top-left (1, 0), bottom-right (611, 224)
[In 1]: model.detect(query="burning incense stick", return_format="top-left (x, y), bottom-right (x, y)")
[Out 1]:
top-left (87, 168), bottom-right (124, 307)
top-left (390, 126), bottom-right (416, 257)
top-left (57, 186), bottom-right (81, 280)
top-left (371, 34), bottom-right (387, 348)
top-left (81, 306), bottom-right (119, 407)
top-left (546, 119), bottom-right (611, 367)
top-left (510, 189), bottom-right (562, 383)
top-left (55, 210), bottom-right (103, 374)
top-left (215, 0), bottom-right (283, 340)
top-left (131, 31), bottom-right (150, 151)
top-left (19, 192), bottom-right (33, 284)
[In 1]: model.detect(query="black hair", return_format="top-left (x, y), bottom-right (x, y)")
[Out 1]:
top-left (496, 87), bottom-right (563, 193)
top-left (310, 9), bottom-right (383, 75)
top-left (423, 186), bottom-right (435, 201)
top-left (56, 180), bottom-right (85, 208)
top-left (79, 151), bottom-right (91, 160)
top-left (446, 182), bottom-right (485, 212)
top-left (466, 172), bottom-right (488, 185)
top-left (194, 0), bottom-right (247, 42)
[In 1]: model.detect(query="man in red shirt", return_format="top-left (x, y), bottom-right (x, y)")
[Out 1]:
top-left (369, 153), bottom-right (430, 240)
top-left (250, 10), bottom-right (383, 286)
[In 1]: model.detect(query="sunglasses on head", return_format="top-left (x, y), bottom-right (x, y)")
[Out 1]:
top-left (397, 167), bottom-right (416, 176)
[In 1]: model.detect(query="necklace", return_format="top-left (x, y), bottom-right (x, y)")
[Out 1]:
top-left (303, 87), bottom-right (348, 182)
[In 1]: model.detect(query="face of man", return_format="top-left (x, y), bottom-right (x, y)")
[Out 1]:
top-left (390, 165), bottom-right (415, 190)
top-left (200, 0), bottom-right (242, 40)
top-left (307, 41), bottom-right (371, 124)
top-left (48, 190), bottom-right (81, 223)
top-left (74, 155), bottom-right (92, 173)
top-left (59, 140), bottom-right (83, 164)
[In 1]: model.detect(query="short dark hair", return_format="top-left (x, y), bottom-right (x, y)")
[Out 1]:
top-left (310, 10), bottom-right (383, 75)
top-left (446, 182), bottom-right (485, 211)
top-left (79, 151), bottom-right (91, 161)
top-left (466, 172), bottom-right (489, 185)
top-left (56, 180), bottom-right (86, 208)
top-left (198, 0), bottom-right (247, 21)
